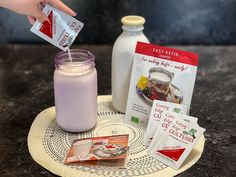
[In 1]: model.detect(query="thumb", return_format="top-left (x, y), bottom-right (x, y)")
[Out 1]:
top-left (33, 9), bottom-right (49, 24)
top-left (27, 16), bottom-right (36, 25)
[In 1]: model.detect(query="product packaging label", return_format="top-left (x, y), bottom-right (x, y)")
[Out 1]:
top-left (30, 4), bottom-right (84, 51)
top-left (143, 100), bottom-right (188, 146)
top-left (148, 117), bottom-right (205, 170)
top-left (125, 42), bottom-right (198, 127)
top-left (148, 110), bottom-right (198, 152)
top-left (64, 134), bottom-right (129, 167)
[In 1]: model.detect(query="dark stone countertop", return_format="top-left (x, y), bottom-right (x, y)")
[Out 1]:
top-left (0, 45), bottom-right (235, 177)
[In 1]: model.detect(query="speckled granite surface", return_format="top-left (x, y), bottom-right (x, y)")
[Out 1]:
top-left (0, 45), bottom-right (235, 177)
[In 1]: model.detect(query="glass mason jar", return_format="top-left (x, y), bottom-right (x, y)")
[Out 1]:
top-left (54, 49), bottom-right (97, 132)
top-left (112, 15), bottom-right (149, 113)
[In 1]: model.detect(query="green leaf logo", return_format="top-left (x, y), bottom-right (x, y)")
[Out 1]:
top-left (173, 108), bottom-right (181, 113)
top-left (131, 116), bottom-right (139, 123)
top-left (189, 128), bottom-right (197, 139)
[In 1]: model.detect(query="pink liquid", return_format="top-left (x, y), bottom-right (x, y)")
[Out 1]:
top-left (54, 68), bottom-right (97, 132)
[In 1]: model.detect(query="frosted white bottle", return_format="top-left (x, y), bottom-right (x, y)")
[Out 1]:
top-left (112, 16), bottom-right (149, 113)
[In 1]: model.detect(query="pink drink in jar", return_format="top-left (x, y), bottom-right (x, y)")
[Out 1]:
top-left (54, 49), bottom-right (97, 132)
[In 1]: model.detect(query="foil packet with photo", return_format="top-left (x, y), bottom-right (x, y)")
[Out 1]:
top-left (64, 135), bottom-right (129, 167)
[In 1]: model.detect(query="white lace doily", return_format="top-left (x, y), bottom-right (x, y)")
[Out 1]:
top-left (28, 95), bottom-right (205, 177)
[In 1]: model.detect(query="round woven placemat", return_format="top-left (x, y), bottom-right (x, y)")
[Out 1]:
top-left (28, 95), bottom-right (205, 177)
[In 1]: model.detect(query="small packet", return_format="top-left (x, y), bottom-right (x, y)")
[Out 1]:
top-left (64, 134), bottom-right (129, 167)
top-left (148, 117), bottom-right (205, 170)
top-left (148, 111), bottom-right (198, 151)
top-left (143, 100), bottom-right (188, 146)
top-left (30, 4), bottom-right (84, 51)
top-left (125, 42), bottom-right (198, 127)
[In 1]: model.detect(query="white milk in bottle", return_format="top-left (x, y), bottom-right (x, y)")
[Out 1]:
top-left (112, 15), bottom-right (149, 113)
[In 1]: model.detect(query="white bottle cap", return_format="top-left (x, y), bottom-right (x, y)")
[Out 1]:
top-left (121, 15), bottom-right (145, 26)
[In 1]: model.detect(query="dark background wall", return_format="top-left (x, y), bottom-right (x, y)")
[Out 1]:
top-left (0, 0), bottom-right (236, 45)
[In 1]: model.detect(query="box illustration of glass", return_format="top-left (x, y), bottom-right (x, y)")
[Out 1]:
top-left (136, 67), bottom-right (183, 106)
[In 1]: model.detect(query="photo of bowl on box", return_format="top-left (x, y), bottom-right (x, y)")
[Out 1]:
top-left (136, 67), bottom-right (183, 106)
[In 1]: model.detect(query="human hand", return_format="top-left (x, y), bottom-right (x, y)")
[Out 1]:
top-left (0, 0), bottom-right (77, 24)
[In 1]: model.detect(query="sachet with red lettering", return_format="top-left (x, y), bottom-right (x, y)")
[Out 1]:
top-left (147, 110), bottom-right (198, 152)
top-left (30, 4), bottom-right (83, 51)
top-left (148, 116), bottom-right (205, 170)
top-left (143, 100), bottom-right (188, 146)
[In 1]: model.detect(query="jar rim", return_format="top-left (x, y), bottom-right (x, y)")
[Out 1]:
top-left (55, 49), bottom-right (95, 69)
top-left (55, 49), bottom-right (95, 75)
